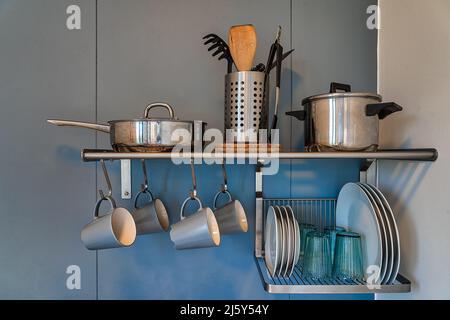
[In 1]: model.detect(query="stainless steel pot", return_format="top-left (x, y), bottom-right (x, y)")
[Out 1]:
top-left (48, 103), bottom-right (206, 152)
top-left (287, 83), bottom-right (402, 151)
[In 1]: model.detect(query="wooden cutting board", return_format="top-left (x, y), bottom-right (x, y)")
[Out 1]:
top-left (215, 143), bottom-right (281, 153)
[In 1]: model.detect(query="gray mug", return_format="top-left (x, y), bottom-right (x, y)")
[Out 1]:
top-left (81, 197), bottom-right (137, 250)
top-left (170, 197), bottom-right (220, 250)
top-left (132, 189), bottom-right (169, 235)
top-left (213, 190), bottom-right (248, 234)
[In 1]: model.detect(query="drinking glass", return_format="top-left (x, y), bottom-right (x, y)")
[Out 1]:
top-left (299, 223), bottom-right (317, 256)
top-left (324, 226), bottom-right (346, 265)
top-left (302, 231), bottom-right (332, 280)
top-left (332, 231), bottom-right (364, 281)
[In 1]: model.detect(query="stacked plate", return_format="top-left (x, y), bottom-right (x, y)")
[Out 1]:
top-left (264, 206), bottom-right (300, 278)
top-left (336, 183), bottom-right (400, 284)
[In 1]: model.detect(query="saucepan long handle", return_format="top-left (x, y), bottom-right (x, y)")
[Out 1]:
top-left (47, 119), bottom-right (111, 133)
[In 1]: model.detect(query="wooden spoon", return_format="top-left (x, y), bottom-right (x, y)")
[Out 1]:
top-left (228, 24), bottom-right (257, 71)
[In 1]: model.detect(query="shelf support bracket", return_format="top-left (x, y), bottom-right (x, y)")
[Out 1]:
top-left (255, 159), bottom-right (264, 258)
top-left (120, 159), bottom-right (132, 199)
top-left (360, 159), bottom-right (378, 187)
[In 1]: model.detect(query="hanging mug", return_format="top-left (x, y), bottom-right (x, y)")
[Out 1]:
top-left (213, 190), bottom-right (248, 234)
top-left (170, 196), bottom-right (220, 250)
top-left (132, 189), bottom-right (169, 235)
top-left (81, 196), bottom-right (136, 250)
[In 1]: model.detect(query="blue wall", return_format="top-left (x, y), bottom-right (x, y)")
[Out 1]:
top-left (0, 0), bottom-right (376, 299)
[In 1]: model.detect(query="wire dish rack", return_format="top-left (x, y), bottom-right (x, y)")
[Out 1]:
top-left (255, 197), bottom-right (411, 294)
top-left (254, 163), bottom-right (411, 294)
top-left (263, 198), bottom-right (337, 231)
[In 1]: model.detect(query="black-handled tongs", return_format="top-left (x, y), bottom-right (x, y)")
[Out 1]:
top-left (264, 26), bottom-right (283, 141)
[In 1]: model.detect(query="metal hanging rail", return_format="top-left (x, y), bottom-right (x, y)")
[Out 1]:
top-left (82, 148), bottom-right (438, 162)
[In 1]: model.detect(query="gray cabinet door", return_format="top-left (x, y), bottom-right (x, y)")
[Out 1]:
top-left (96, 0), bottom-right (291, 300)
top-left (0, 0), bottom-right (96, 299)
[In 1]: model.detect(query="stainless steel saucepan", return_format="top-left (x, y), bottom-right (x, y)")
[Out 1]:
top-left (48, 103), bottom-right (206, 152)
top-left (287, 83), bottom-right (403, 151)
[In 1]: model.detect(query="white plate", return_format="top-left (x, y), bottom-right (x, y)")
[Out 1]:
top-left (366, 184), bottom-right (401, 284)
top-left (281, 206), bottom-right (295, 278)
top-left (264, 206), bottom-right (281, 277)
top-left (358, 183), bottom-right (392, 284)
top-left (274, 206), bottom-right (285, 277)
top-left (276, 206), bottom-right (290, 277)
top-left (336, 183), bottom-right (383, 283)
top-left (286, 205), bottom-right (300, 267)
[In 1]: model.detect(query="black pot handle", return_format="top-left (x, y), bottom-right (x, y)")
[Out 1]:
top-left (330, 82), bottom-right (351, 93)
top-left (286, 110), bottom-right (306, 121)
top-left (366, 102), bottom-right (403, 119)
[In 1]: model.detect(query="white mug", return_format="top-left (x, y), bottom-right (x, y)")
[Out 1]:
top-left (213, 190), bottom-right (248, 234)
top-left (170, 197), bottom-right (220, 250)
top-left (81, 196), bottom-right (136, 250)
top-left (132, 189), bottom-right (169, 235)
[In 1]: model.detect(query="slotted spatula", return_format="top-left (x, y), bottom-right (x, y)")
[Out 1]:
top-left (228, 24), bottom-right (257, 71)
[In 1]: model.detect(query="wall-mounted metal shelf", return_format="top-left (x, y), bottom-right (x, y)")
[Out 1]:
top-left (82, 148), bottom-right (438, 162)
top-left (81, 147), bottom-right (436, 294)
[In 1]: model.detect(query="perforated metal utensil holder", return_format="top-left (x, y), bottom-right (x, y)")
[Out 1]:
top-left (225, 71), bottom-right (269, 143)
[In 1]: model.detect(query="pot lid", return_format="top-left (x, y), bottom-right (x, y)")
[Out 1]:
top-left (107, 118), bottom-right (194, 124)
top-left (108, 102), bottom-right (196, 124)
top-left (302, 92), bottom-right (382, 105)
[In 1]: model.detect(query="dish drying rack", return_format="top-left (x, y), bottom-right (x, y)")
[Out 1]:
top-left (254, 161), bottom-right (412, 294)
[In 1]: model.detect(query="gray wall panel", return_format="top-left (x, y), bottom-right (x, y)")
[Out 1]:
top-left (0, 0), bottom-right (96, 298)
top-left (96, 0), bottom-right (291, 300)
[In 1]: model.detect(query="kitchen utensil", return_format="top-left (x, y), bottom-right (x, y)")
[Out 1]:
top-left (224, 71), bottom-right (268, 143)
top-left (302, 231), bottom-right (332, 280)
top-left (336, 183), bottom-right (383, 283)
top-left (365, 183), bottom-right (401, 284)
top-left (251, 63), bottom-right (265, 72)
top-left (264, 206), bottom-right (282, 277)
top-left (203, 33), bottom-right (233, 73)
top-left (286, 82), bottom-right (403, 151)
top-left (169, 161), bottom-right (220, 250)
top-left (81, 160), bottom-right (136, 250)
top-left (324, 226), bottom-right (346, 265)
top-left (263, 26), bottom-right (283, 141)
top-left (48, 103), bottom-right (206, 152)
top-left (132, 160), bottom-right (169, 235)
top-left (332, 232), bottom-right (364, 281)
top-left (228, 24), bottom-right (257, 71)
top-left (272, 27), bottom-right (283, 134)
top-left (212, 164), bottom-right (248, 234)
top-left (286, 206), bottom-right (301, 266)
top-left (280, 206), bottom-right (295, 278)
top-left (299, 223), bottom-right (317, 256)
top-left (358, 183), bottom-right (394, 284)
top-left (251, 49), bottom-right (295, 72)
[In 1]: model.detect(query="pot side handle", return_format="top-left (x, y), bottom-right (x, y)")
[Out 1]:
top-left (366, 102), bottom-right (403, 120)
top-left (286, 110), bottom-right (306, 121)
top-left (47, 119), bottom-right (111, 133)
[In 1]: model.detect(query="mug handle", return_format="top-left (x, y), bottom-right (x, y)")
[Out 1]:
top-left (93, 196), bottom-right (116, 219)
top-left (134, 189), bottom-right (155, 209)
top-left (213, 190), bottom-right (233, 210)
top-left (180, 196), bottom-right (202, 221)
